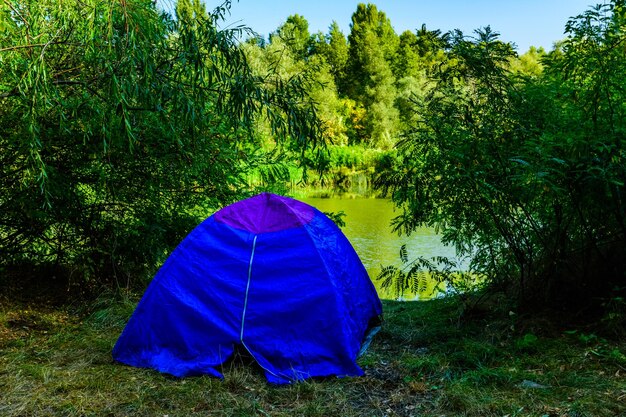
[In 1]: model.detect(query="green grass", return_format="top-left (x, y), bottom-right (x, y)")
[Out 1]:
top-left (1, 296), bottom-right (625, 416)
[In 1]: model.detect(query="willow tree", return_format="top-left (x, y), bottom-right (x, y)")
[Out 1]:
top-left (0, 0), bottom-right (320, 289)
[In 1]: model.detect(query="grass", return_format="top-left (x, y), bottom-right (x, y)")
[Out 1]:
top-left (1, 294), bottom-right (625, 416)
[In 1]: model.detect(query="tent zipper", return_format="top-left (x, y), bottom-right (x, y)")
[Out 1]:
top-left (240, 234), bottom-right (257, 342)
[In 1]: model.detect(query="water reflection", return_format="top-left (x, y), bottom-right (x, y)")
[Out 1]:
top-left (302, 197), bottom-right (458, 300)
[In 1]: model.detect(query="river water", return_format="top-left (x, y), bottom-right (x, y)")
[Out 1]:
top-left (302, 197), bottom-right (458, 300)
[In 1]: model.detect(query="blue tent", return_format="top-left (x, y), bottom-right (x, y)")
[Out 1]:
top-left (113, 193), bottom-right (382, 384)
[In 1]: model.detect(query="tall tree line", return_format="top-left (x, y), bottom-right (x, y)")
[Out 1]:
top-left (243, 3), bottom-right (455, 150)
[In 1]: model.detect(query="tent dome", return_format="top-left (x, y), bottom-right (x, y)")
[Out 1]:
top-left (113, 193), bottom-right (382, 384)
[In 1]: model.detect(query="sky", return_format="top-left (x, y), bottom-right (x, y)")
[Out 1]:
top-left (160, 1), bottom-right (600, 53)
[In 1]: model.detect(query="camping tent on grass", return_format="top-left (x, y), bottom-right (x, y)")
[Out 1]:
top-left (113, 192), bottom-right (382, 384)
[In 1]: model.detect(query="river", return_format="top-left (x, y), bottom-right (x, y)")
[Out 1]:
top-left (302, 197), bottom-right (459, 300)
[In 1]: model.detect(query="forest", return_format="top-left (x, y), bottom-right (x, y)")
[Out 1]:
top-left (1, 0), bottom-right (626, 415)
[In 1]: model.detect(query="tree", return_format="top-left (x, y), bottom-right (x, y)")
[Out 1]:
top-left (395, 30), bottom-right (421, 78)
top-left (244, 24), bottom-right (349, 148)
top-left (271, 14), bottom-right (313, 60)
top-left (313, 21), bottom-right (349, 93)
top-left (509, 46), bottom-right (546, 77)
top-left (0, 0), bottom-right (320, 290)
top-left (415, 24), bottom-right (446, 59)
top-left (175, 0), bottom-right (206, 23)
top-left (346, 3), bottom-right (398, 99)
top-left (377, 0), bottom-right (626, 313)
top-left (346, 3), bottom-right (399, 148)
top-left (394, 30), bottom-right (429, 129)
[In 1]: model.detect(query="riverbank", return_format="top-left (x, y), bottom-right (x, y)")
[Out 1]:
top-left (1, 295), bottom-right (624, 416)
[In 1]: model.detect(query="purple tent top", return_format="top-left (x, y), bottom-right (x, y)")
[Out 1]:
top-left (214, 193), bottom-right (315, 234)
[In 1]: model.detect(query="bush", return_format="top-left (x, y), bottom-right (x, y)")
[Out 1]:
top-left (376, 2), bottom-right (626, 312)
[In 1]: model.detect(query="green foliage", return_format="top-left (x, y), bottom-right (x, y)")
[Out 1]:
top-left (322, 210), bottom-right (346, 228)
top-left (0, 0), bottom-right (320, 289)
top-left (377, 1), bottom-right (626, 311)
top-left (244, 21), bottom-right (350, 148)
top-left (395, 30), bottom-right (421, 78)
top-left (346, 3), bottom-right (400, 148)
top-left (394, 25), bottom-right (447, 78)
top-left (320, 145), bottom-right (391, 170)
top-left (293, 145), bottom-right (396, 195)
top-left (378, 246), bottom-right (479, 300)
top-left (314, 21), bottom-right (348, 91)
top-left (509, 46), bottom-right (546, 76)
top-left (272, 14), bottom-right (313, 60)
top-left (393, 26), bottom-right (448, 131)
top-left (306, 55), bottom-right (349, 145)
top-left (175, 0), bottom-right (206, 23)
top-left (515, 333), bottom-right (539, 351)
top-left (242, 4), bottom-right (449, 150)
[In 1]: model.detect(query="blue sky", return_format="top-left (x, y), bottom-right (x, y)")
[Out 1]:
top-left (160, 1), bottom-right (601, 53)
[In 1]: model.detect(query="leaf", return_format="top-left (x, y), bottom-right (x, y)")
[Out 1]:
top-left (509, 158), bottom-right (530, 166)
top-left (377, 265), bottom-right (398, 289)
top-left (399, 244), bottom-right (408, 263)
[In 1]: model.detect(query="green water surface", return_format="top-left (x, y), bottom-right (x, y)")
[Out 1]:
top-left (302, 197), bottom-right (459, 300)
